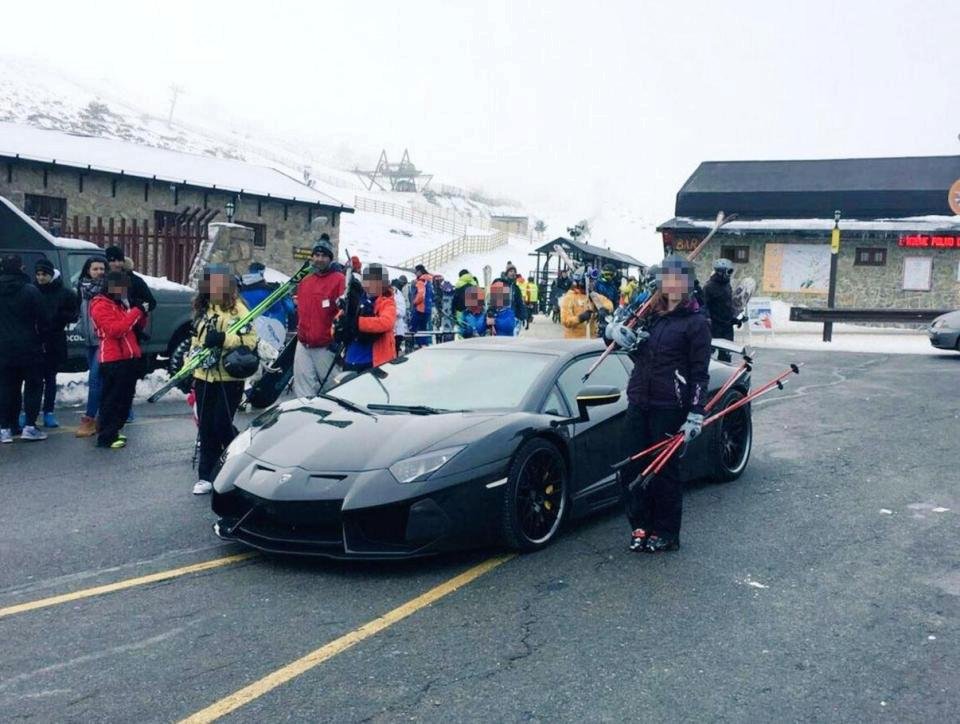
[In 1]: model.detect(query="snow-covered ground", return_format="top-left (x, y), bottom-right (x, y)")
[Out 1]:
top-left (57, 370), bottom-right (187, 409)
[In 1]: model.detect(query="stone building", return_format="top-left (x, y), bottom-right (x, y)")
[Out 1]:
top-left (490, 214), bottom-right (529, 235)
top-left (658, 156), bottom-right (960, 310)
top-left (0, 122), bottom-right (353, 278)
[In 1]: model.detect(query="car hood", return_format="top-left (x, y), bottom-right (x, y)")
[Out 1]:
top-left (932, 310), bottom-right (960, 328)
top-left (246, 400), bottom-right (499, 471)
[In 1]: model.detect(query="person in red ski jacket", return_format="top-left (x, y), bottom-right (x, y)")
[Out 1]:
top-left (293, 236), bottom-right (346, 398)
top-left (410, 264), bottom-right (434, 347)
top-left (89, 271), bottom-right (144, 449)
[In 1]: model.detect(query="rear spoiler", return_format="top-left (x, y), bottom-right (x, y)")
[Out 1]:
top-left (712, 338), bottom-right (752, 360)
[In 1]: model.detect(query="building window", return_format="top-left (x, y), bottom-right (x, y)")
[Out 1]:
top-left (24, 194), bottom-right (67, 235)
top-left (237, 221), bottom-right (267, 248)
top-left (902, 257), bottom-right (932, 291)
top-left (854, 247), bottom-right (887, 266)
top-left (721, 245), bottom-right (750, 263)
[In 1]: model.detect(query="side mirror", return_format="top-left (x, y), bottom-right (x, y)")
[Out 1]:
top-left (551, 385), bottom-right (621, 427)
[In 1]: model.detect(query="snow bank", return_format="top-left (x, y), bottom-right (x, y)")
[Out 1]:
top-left (140, 273), bottom-right (193, 292)
top-left (57, 370), bottom-right (187, 407)
top-left (743, 331), bottom-right (941, 355)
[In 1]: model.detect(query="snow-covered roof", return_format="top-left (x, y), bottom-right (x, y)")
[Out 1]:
top-left (659, 215), bottom-right (960, 234)
top-left (0, 122), bottom-right (352, 210)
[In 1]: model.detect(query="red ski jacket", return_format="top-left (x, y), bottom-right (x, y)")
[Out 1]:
top-left (90, 295), bottom-right (144, 363)
top-left (297, 269), bottom-right (345, 348)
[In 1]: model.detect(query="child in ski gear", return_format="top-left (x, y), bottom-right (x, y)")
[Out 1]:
top-left (391, 277), bottom-right (408, 356)
top-left (345, 264), bottom-right (397, 372)
top-left (559, 269), bottom-right (613, 339)
top-left (486, 281), bottom-right (518, 336)
top-left (619, 256), bottom-right (711, 553)
top-left (458, 286), bottom-right (488, 338)
top-left (293, 236), bottom-right (345, 398)
top-left (189, 264), bottom-right (258, 494)
top-left (0, 254), bottom-right (47, 443)
top-left (90, 271), bottom-right (145, 449)
top-left (33, 257), bottom-right (79, 428)
top-left (75, 257), bottom-right (106, 437)
top-left (411, 264), bottom-right (434, 347)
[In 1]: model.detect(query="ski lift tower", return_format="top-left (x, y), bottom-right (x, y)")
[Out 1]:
top-left (354, 149), bottom-right (433, 192)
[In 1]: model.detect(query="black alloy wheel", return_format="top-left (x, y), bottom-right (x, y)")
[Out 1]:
top-left (713, 388), bottom-right (752, 482)
top-left (500, 438), bottom-right (569, 552)
top-left (167, 336), bottom-right (195, 393)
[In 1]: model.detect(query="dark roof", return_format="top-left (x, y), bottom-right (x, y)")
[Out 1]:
top-left (676, 156), bottom-right (960, 219)
top-left (533, 237), bottom-right (646, 268)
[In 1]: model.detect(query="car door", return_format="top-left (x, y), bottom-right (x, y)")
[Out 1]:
top-left (553, 353), bottom-right (631, 512)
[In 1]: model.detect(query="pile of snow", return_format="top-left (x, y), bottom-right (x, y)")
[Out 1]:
top-left (57, 370), bottom-right (187, 408)
top-left (743, 330), bottom-right (940, 355)
top-left (141, 272), bottom-right (193, 292)
top-left (263, 266), bottom-right (290, 284)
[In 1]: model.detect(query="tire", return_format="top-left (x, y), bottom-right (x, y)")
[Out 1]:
top-left (500, 438), bottom-right (569, 552)
top-left (712, 388), bottom-right (752, 482)
top-left (166, 336), bottom-right (195, 394)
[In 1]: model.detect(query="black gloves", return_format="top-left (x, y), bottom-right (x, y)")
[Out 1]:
top-left (577, 309), bottom-right (594, 323)
top-left (204, 329), bottom-right (226, 348)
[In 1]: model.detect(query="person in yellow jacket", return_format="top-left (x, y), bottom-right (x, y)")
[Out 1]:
top-left (560, 269), bottom-right (613, 339)
top-left (521, 276), bottom-right (539, 329)
top-left (189, 264), bottom-right (258, 495)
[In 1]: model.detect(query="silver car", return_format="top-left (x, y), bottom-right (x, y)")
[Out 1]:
top-left (928, 310), bottom-right (960, 351)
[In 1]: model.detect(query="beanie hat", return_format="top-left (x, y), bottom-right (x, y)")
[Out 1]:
top-left (104, 245), bottom-right (124, 262)
top-left (35, 257), bottom-right (55, 275)
top-left (1, 254), bottom-right (23, 274)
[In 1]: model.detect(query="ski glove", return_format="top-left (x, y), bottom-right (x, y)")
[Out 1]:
top-left (204, 329), bottom-right (226, 348)
top-left (680, 412), bottom-right (704, 443)
top-left (577, 309), bottom-right (594, 323)
top-left (604, 321), bottom-right (649, 351)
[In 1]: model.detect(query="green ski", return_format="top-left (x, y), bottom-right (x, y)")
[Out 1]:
top-left (148, 260), bottom-right (313, 403)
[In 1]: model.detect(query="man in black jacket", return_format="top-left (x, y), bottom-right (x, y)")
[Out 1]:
top-left (499, 263), bottom-right (527, 330)
top-left (33, 257), bottom-right (79, 427)
top-left (0, 255), bottom-right (48, 442)
top-left (703, 258), bottom-right (736, 361)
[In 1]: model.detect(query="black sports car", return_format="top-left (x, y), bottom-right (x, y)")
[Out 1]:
top-left (212, 337), bottom-right (752, 558)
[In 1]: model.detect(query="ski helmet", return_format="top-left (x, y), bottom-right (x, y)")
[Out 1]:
top-left (713, 258), bottom-right (735, 275)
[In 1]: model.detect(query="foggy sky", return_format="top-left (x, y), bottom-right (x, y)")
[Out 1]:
top-left (4, 0), bottom-right (960, 258)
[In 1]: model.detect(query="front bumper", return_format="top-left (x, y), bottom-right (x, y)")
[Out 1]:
top-left (211, 457), bottom-right (508, 559)
top-left (928, 328), bottom-right (960, 350)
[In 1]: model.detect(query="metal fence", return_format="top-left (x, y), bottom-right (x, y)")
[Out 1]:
top-left (353, 195), bottom-right (494, 236)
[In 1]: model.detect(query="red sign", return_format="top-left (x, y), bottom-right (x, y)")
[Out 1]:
top-left (899, 234), bottom-right (960, 248)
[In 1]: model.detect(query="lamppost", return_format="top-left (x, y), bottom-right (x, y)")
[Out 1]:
top-left (823, 209), bottom-right (841, 342)
top-left (225, 197), bottom-right (236, 223)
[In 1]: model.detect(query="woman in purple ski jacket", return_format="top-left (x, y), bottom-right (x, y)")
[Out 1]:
top-left (605, 256), bottom-right (712, 553)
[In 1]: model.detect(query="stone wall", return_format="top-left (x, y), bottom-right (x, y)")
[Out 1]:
top-left (0, 159), bottom-right (342, 276)
top-left (669, 231), bottom-right (960, 310)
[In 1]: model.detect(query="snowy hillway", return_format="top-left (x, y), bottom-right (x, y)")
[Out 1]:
top-left (0, 55), bottom-right (658, 272)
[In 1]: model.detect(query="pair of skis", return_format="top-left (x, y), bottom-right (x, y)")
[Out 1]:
top-left (580, 210), bottom-right (736, 383)
top-left (148, 260), bottom-right (314, 403)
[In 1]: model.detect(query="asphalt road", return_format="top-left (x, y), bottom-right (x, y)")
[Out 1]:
top-left (1, 346), bottom-right (958, 722)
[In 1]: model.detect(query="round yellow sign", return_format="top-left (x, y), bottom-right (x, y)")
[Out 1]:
top-left (950, 178), bottom-right (960, 216)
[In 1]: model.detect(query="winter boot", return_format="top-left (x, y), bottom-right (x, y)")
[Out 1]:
top-left (0, 428), bottom-right (13, 444)
top-left (644, 535), bottom-right (680, 553)
top-left (20, 426), bottom-right (48, 442)
top-left (629, 528), bottom-right (648, 552)
top-left (75, 416), bottom-right (97, 438)
top-left (43, 412), bottom-right (59, 428)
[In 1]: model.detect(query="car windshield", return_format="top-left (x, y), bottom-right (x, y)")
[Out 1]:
top-left (328, 349), bottom-right (552, 412)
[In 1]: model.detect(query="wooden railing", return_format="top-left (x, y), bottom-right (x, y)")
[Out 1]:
top-left (353, 195), bottom-right (491, 235)
top-left (399, 231), bottom-right (509, 271)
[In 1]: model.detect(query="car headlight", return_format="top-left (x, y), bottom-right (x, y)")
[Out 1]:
top-left (389, 446), bottom-right (465, 483)
top-left (224, 428), bottom-right (253, 461)
top-left (931, 319), bottom-right (944, 329)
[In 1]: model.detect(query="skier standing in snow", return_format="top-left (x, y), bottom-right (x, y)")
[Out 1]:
top-left (410, 264), bottom-right (434, 348)
top-left (344, 263), bottom-right (397, 372)
top-left (0, 255), bottom-right (47, 443)
top-left (33, 257), bottom-right (79, 428)
top-left (293, 237), bottom-right (345, 398)
top-left (75, 257), bottom-right (107, 437)
top-left (189, 264), bottom-right (258, 495)
top-left (559, 269), bottom-right (612, 339)
top-left (499, 264), bottom-right (528, 333)
top-left (605, 257), bottom-right (711, 553)
top-left (704, 258), bottom-right (736, 360)
top-left (594, 263), bottom-right (621, 309)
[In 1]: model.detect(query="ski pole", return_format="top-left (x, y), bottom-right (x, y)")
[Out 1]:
top-left (610, 358), bottom-right (752, 471)
top-left (580, 211), bottom-right (737, 383)
top-left (627, 364), bottom-right (799, 493)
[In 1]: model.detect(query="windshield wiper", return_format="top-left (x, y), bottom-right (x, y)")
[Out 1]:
top-left (366, 403), bottom-right (454, 415)
top-left (319, 393), bottom-right (377, 418)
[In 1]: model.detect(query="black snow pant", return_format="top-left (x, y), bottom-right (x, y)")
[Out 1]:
top-left (40, 351), bottom-right (59, 414)
top-left (195, 379), bottom-right (244, 483)
top-left (0, 364), bottom-right (42, 430)
top-left (711, 322), bottom-right (735, 362)
top-left (97, 359), bottom-right (139, 446)
top-left (620, 405), bottom-right (687, 540)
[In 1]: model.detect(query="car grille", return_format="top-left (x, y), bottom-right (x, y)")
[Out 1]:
top-left (218, 488), bottom-right (345, 553)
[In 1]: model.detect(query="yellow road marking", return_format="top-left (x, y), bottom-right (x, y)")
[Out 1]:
top-left (0, 553), bottom-right (257, 619)
top-left (180, 554), bottom-right (515, 724)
